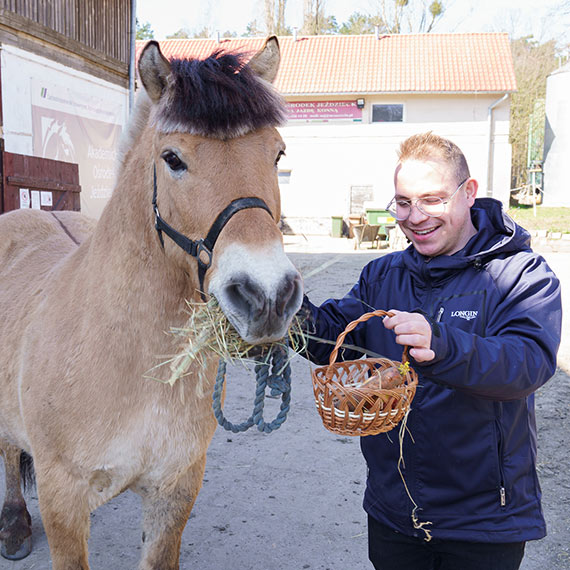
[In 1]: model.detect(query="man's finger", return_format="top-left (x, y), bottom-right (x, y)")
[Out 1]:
top-left (393, 333), bottom-right (429, 349)
top-left (409, 347), bottom-right (435, 362)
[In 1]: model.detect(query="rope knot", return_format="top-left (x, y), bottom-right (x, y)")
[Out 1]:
top-left (267, 373), bottom-right (289, 397)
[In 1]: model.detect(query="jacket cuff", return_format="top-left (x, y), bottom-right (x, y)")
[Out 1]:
top-left (410, 308), bottom-right (448, 367)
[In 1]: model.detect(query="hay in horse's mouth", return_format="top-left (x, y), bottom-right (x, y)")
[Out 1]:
top-left (146, 297), bottom-right (307, 389)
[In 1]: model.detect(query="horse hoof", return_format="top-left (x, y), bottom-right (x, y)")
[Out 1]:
top-left (1, 536), bottom-right (32, 560)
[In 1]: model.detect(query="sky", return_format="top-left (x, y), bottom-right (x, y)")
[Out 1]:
top-left (136, 0), bottom-right (569, 48)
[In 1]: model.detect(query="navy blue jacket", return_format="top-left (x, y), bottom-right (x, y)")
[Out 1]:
top-left (304, 198), bottom-right (561, 543)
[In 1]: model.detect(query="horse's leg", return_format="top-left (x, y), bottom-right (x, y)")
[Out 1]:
top-left (136, 455), bottom-right (207, 570)
top-left (34, 459), bottom-right (91, 570)
top-left (0, 443), bottom-right (32, 560)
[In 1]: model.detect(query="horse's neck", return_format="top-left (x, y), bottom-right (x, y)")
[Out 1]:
top-left (85, 162), bottom-right (199, 334)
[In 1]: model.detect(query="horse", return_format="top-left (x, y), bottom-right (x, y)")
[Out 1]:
top-left (0, 37), bottom-right (302, 569)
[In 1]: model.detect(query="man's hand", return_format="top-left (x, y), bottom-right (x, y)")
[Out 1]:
top-left (383, 310), bottom-right (435, 362)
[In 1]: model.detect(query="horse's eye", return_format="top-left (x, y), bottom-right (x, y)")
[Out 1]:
top-left (275, 150), bottom-right (285, 166)
top-left (161, 151), bottom-right (186, 172)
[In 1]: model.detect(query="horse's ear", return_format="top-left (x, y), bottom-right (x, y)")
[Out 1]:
top-left (138, 41), bottom-right (171, 103)
top-left (247, 36), bottom-right (280, 83)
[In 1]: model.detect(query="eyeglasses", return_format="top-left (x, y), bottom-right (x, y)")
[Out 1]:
top-left (386, 178), bottom-right (469, 221)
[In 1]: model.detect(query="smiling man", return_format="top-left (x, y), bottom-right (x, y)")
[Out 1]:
top-left (390, 149), bottom-right (477, 258)
top-left (300, 132), bottom-right (562, 570)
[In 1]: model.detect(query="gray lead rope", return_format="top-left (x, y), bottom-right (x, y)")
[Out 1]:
top-left (212, 345), bottom-right (292, 433)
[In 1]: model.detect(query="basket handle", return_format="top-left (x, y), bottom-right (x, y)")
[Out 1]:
top-left (327, 309), bottom-right (409, 368)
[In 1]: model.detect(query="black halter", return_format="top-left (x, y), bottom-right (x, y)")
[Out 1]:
top-left (152, 164), bottom-right (273, 300)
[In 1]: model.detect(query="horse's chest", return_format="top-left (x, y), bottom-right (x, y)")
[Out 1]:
top-left (86, 404), bottom-right (217, 506)
top-left (136, 402), bottom-right (217, 478)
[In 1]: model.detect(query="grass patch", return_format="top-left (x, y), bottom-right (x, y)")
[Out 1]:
top-left (507, 206), bottom-right (570, 233)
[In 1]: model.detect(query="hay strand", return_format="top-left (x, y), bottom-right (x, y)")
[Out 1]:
top-left (146, 297), bottom-right (307, 392)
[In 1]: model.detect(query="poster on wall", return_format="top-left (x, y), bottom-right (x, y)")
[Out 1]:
top-left (31, 79), bottom-right (125, 219)
top-left (286, 101), bottom-right (362, 122)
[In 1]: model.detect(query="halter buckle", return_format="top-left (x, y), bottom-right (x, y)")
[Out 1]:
top-left (196, 240), bottom-right (213, 269)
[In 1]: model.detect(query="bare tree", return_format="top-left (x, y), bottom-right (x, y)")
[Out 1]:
top-left (302, 0), bottom-right (320, 34)
top-left (366, 0), bottom-right (445, 34)
top-left (546, 1), bottom-right (570, 52)
top-left (422, 0), bottom-right (444, 32)
top-left (302, 0), bottom-right (338, 34)
top-left (381, 0), bottom-right (406, 34)
top-left (264, 0), bottom-right (290, 35)
top-left (509, 37), bottom-right (558, 189)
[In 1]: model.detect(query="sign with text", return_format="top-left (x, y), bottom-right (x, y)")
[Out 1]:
top-left (31, 79), bottom-right (125, 219)
top-left (286, 100), bottom-right (362, 122)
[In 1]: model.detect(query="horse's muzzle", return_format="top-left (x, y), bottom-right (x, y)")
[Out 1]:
top-left (220, 271), bottom-right (303, 343)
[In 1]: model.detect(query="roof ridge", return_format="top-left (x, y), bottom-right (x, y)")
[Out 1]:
top-left (143, 31), bottom-right (510, 43)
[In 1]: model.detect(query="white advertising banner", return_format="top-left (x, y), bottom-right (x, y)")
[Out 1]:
top-left (31, 79), bottom-right (124, 218)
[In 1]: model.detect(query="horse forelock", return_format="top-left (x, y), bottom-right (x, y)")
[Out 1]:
top-left (151, 51), bottom-right (286, 139)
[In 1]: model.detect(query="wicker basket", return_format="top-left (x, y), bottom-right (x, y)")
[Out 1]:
top-left (312, 310), bottom-right (418, 436)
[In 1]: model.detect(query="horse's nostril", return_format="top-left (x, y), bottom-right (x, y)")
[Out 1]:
top-left (276, 273), bottom-right (303, 318)
top-left (224, 276), bottom-right (266, 318)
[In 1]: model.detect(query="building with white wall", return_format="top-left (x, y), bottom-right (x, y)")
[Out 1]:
top-left (139, 32), bottom-right (516, 234)
top-left (0, 1), bottom-right (133, 219)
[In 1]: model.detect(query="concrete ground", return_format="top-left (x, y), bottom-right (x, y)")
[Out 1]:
top-left (1, 235), bottom-right (569, 569)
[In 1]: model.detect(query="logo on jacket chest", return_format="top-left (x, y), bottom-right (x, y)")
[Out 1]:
top-left (450, 310), bottom-right (479, 321)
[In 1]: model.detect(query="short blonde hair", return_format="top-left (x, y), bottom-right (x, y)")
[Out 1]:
top-left (397, 132), bottom-right (470, 185)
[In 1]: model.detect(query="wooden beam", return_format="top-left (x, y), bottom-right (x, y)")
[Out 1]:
top-left (6, 175), bottom-right (81, 193)
top-left (0, 9), bottom-right (128, 86)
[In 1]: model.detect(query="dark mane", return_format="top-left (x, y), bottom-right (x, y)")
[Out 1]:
top-left (154, 50), bottom-right (286, 139)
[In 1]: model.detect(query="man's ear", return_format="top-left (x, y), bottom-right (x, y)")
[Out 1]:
top-left (465, 178), bottom-right (478, 205)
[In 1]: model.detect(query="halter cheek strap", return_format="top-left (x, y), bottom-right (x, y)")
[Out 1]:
top-left (152, 164), bottom-right (273, 299)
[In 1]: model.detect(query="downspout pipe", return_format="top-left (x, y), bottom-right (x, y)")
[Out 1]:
top-left (485, 93), bottom-right (509, 197)
top-left (129, 0), bottom-right (137, 115)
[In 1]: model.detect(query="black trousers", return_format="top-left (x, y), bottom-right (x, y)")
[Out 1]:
top-left (368, 515), bottom-right (526, 570)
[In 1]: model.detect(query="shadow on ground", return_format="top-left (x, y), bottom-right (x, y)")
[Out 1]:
top-left (1, 250), bottom-right (568, 569)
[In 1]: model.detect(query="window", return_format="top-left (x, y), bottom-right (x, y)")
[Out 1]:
top-left (372, 104), bottom-right (403, 123)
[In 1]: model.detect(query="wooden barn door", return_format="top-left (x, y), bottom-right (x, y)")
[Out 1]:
top-left (0, 151), bottom-right (81, 214)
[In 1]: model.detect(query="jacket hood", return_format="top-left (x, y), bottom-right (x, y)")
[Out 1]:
top-left (403, 198), bottom-right (532, 282)
top-left (465, 198), bottom-right (531, 260)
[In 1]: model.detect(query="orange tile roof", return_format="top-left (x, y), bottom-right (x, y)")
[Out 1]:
top-left (136, 33), bottom-right (516, 95)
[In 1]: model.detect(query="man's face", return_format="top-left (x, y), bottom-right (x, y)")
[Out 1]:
top-left (394, 159), bottom-right (478, 257)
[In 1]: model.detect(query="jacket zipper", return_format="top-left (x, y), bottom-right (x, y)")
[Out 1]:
top-left (495, 417), bottom-right (507, 507)
top-left (433, 304), bottom-right (505, 506)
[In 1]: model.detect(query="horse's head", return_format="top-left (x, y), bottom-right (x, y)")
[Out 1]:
top-left (137, 38), bottom-right (303, 344)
